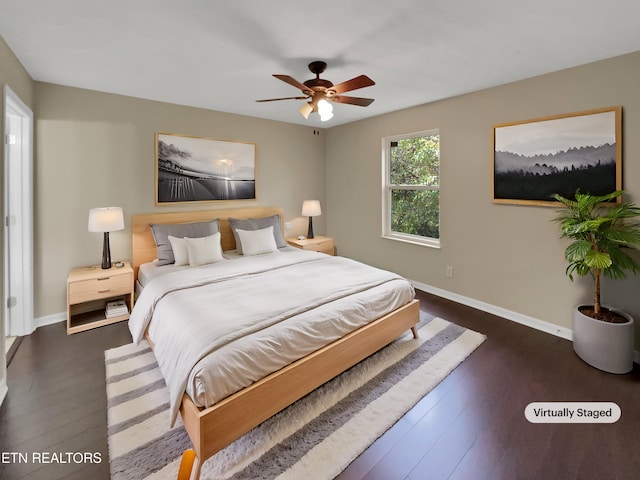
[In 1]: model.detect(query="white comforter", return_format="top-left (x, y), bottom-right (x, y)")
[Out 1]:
top-left (129, 248), bottom-right (415, 425)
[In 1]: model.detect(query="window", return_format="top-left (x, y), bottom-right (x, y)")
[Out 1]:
top-left (382, 130), bottom-right (440, 247)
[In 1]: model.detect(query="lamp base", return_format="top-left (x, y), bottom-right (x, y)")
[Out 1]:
top-left (101, 232), bottom-right (112, 269)
top-left (307, 217), bottom-right (314, 239)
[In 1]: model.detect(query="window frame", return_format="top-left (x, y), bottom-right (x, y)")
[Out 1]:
top-left (381, 129), bottom-right (441, 248)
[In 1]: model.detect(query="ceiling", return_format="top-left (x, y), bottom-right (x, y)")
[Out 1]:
top-left (1, 1), bottom-right (640, 128)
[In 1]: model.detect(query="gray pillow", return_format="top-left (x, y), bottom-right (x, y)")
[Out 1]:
top-left (151, 219), bottom-right (220, 265)
top-left (228, 214), bottom-right (286, 254)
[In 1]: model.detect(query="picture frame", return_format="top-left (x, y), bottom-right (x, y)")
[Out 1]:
top-left (492, 106), bottom-right (621, 206)
top-left (155, 132), bottom-right (256, 205)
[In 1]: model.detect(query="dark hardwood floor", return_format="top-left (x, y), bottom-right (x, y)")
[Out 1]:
top-left (1, 290), bottom-right (639, 480)
top-left (0, 319), bottom-right (131, 480)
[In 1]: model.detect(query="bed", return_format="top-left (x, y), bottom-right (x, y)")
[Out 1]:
top-left (130, 206), bottom-right (420, 479)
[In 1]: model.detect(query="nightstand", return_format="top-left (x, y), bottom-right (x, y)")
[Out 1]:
top-left (286, 236), bottom-right (335, 255)
top-left (66, 262), bottom-right (134, 334)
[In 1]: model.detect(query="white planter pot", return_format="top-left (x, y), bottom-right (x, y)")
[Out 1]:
top-left (572, 305), bottom-right (634, 374)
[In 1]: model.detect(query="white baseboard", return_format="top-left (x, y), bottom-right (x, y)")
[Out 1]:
top-left (412, 280), bottom-right (573, 339)
top-left (411, 280), bottom-right (640, 364)
top-left (34, 312), bottom-right (66, 330)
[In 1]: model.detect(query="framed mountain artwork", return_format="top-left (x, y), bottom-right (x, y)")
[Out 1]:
top-left (493, 106), bottom-right (621, 206)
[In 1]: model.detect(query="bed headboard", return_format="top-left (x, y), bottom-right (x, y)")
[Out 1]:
top-left (131, 206), bottom-right (285, 280)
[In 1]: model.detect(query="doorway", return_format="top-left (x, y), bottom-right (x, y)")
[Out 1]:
top-left (3, 85), bottom-right (34, 339)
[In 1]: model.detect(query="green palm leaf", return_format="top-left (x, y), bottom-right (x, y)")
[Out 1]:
top-left (584, 250), bottom-right (612, 269)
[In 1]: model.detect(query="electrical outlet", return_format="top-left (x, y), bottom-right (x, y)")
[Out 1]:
top-left (445, 266), bottom-right (454, 278)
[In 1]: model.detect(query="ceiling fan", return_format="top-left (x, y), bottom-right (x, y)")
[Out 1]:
top-left (256, 61), bottom-right (375, 121)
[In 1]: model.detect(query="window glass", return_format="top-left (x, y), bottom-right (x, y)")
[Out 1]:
top-left (383, 131), bottom-right (440, 247)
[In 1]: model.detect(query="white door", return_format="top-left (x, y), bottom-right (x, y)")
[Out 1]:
top-left (3, 85), bottom-right (34, 337)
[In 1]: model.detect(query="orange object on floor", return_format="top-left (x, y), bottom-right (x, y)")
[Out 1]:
top-left (177, 449), bottom-right (196, 480)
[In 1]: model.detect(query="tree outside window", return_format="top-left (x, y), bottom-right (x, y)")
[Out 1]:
top-left (383, 130), bottom-right (440, 247)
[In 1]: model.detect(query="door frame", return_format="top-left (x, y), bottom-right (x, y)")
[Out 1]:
top-left (3, 85), bottom-right (34, 338)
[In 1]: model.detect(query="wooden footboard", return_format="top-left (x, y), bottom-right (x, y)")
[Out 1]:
top-left (180, 298), bottom-right (420, 479)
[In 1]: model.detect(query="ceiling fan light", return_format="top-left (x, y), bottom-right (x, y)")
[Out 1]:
top-left (317, 99), bottom-right (334, 121)
top-left (317, 99), bottom-right (333, 114)
top-left (299, 102), bottom-right (314, 119)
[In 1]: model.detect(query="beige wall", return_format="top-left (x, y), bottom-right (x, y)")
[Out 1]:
top-left (0, 35), bottom-right (34, 387)
top-left (325, 51), bottom-right (640, 349)
top-left (34, 83), bottom-right (326, 317)
top-left (0, 38), bottom-right (33, 107)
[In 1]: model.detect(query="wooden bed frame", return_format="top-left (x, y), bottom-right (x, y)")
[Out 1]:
top-left (131, 206), bottom-right (420, 480)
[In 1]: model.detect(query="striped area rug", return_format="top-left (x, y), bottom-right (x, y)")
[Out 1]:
top-left (105, 316), bottom-right (485, 480)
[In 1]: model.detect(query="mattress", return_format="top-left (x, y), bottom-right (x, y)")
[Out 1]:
top-left (129, 248), bottom-right (415, 425)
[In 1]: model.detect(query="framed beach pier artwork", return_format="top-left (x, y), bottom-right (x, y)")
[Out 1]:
top-left (492, 106), bottom-right (621, 206)
top-left (155, 132), bottom-right (256, 205)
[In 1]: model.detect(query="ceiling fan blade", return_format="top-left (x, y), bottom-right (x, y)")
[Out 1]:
top-left (330, 95), bottom-right (375, 107)
top-left (256, 96), bottom-right (309, 102)
top-left (273, 74), bottom-right (313, 94)
top-left (329, 75), bottom-right (375, 94)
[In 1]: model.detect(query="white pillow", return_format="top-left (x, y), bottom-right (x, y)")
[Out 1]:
top-left (167, 235), bottom-right (189, 266)
top-left (184, 232), bottom-right (224, 266)
top-left (236, 226), bottom-right (279, 255)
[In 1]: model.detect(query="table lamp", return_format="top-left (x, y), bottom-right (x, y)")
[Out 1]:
top-left (302, 200), bottom-right (321, 239)
top-left (88, 207), bottom-right (124, 269)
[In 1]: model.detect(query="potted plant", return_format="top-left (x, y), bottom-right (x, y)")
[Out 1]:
top-left (552, 190), bottom-right (640, 374)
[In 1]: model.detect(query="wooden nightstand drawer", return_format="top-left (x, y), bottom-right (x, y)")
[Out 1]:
top-left (69, 274), bottom-right (131, 304)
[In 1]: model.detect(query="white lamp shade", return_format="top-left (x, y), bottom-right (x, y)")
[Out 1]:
top-left (302, 200), bottom-right (321, 217)
top-left (298, 102), bottom-right (314, 119)
top-left (88, 207), bottom-right (125, 232)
